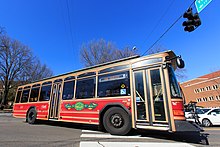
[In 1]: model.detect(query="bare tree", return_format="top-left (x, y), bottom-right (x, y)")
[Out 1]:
top-left (0, 27), bottom-right (5, 35)
top-left (21, 58), bottom-right (53, 82)
top-left (80, 39), bottom-right (138, 67)
top-left (0, 35), bottom-right (33, 108)
top-left (0, 33), bottom-right (53, 109)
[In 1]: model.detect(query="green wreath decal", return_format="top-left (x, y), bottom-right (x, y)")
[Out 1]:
top-left (65, 102), bottom-right (98, 111)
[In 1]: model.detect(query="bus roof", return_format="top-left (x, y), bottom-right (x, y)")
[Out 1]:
top-left (24, 50), bottom-right (176, 85)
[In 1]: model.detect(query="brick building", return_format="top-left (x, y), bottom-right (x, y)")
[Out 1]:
top-left (180, 70), bottom-right (220, 108)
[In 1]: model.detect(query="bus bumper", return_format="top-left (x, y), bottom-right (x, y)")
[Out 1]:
top-left (174, 120), bottom-right (203, 132)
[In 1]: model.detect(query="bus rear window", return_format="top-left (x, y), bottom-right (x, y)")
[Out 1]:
top-left (15, 90), bottom-right (22, 103)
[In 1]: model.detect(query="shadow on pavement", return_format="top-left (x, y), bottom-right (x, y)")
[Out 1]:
top-left (35, 120), bottom-right (100, 131)
top-left (135, 129), bottom-right (209, 145)
top-left (33, 120), bottom-right (209, 145)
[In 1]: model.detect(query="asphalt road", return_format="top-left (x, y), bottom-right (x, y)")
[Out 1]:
top-left (0, 113), bottom-right (219, 147)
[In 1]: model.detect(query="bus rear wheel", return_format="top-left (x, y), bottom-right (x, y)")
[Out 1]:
top-left (27, 108), bottom-right (37, 124)
top-left (103, 107), bottom-right (131, 135)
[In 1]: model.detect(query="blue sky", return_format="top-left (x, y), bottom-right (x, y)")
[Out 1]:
top-left (0, 0), bottom-right (219, 81)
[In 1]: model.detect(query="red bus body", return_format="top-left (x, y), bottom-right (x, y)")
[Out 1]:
top-left (13, 51), bottom-right (201, 135)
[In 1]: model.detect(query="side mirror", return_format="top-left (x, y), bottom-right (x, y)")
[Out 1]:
top-left (176, 56), bottom-right (185, 68)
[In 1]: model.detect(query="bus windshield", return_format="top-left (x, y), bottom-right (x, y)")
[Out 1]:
top-left (168, 65), bottom-right (182, 98)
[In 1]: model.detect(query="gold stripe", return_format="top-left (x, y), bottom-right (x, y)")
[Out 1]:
top-left (13, 116), bottom-right (25, 118)
top-left (36, 118), bottom-right (48, 120)
top-left (61, 116), bottom-right (99, 120)
top-left (61, 96), bottom-right (130, 102)
top-left (14, 114), bottom-right (26, 117)
top-left (14, 101), bottom-right (50, 104)
top-left (37, 114), bottom-right (47, 117)
top-left (59, 119), bottom-right (99, 125)
top-left (13, 110), bottom-right (27, 113)
top-left (174, 116), bottom-right (185, 120)
top-left (60, 111), bottom-right (99, 114)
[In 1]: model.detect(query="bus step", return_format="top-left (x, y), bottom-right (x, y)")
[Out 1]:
top-left (136, 124), bottom-right (169, 131)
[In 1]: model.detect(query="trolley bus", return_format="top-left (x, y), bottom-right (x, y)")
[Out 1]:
top-left (13, 50), bottom-right (200, 135)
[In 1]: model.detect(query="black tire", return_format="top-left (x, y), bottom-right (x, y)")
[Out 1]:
top-left (27, 108), bottom-right (37, 124)
top-left (202, 118), bottom-right (212, 127)
top-left (103, 107), bottom-right (131, 135)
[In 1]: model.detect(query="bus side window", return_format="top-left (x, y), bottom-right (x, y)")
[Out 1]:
top-left (62, 80), bottom-right (75, 100)
top-left (29, 87), bottom-right (40, 102)
top-left (98, 71), bottom-right (130, 97)
top-left (76, 77), bottom-right (95, 99)
top-left (21, 89), bottom-right (30, 103)
top-left (39, 85), bottom-right (52, 101)
top-left (15, 90), bottom-right (22, 103)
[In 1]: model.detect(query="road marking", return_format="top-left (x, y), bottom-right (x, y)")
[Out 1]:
top-left (81, 129), bottom-right (151, 139)
top-left (204, 127), bottom-right (220, 131)
top-left (81, 130), bottom-right (103, 133)
top-left (80, 141), bottom-right (195, 147)
top-left (80, 130), bottom-right (195, 147)
top-left (0, 113), bottom-right (12, 116)
top-left (80, 133), bottom-right (156, 139)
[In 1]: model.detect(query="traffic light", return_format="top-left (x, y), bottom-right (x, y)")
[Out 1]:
top-left (182, 8), bottom-right (194, 32)
top-left (193, 13), bottom-right (202, 27)
top-left (182, 8), bottom-right (202, 32)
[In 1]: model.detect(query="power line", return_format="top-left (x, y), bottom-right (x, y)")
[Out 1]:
top-left (141, 15), bottom-right (182, 56)
top-left (66, 0), bottom-right (74, 51)
top-left (141, 0), bottom-right (196, 56)
top-left (145, 0), bottom-right (175, 41)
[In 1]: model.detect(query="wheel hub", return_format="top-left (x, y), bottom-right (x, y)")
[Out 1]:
top-left (110, 114), bottom-right (124, 128)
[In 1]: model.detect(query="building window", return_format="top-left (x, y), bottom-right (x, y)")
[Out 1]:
top-left (203, 97), bottom-right (208, 102)
top-left (208, 96), bottom-right (214, 101)
top-left (196, 98), bottom-right (202, 102)
top-left (194, 89), bottom-right (198, 94)
top-left (213, 84), bottom-right (219, 90)
top-left (200, 88), bottom-right (205, 92)
top-left (205, 86), bottom-right (213, 91)
top-left (216, 95), bottom-right (220, 101)
top-left (195, 88), bottom-right (201, 93)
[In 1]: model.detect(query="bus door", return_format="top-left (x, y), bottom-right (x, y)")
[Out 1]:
top-left (49, 81), bottom-right (62, 119)
top-left (133, 67), bottom-right (169, 130)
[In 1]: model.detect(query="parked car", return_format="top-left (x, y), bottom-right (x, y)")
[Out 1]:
top-left (185, 108), bottom-right (210, 119)
top-left (198, 108), bottom-right (220, 127)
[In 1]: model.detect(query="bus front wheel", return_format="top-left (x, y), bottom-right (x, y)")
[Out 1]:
top-left (27, 108), bottom-right (37, 124)
top-left (103, 107), bottom-right (131, 135)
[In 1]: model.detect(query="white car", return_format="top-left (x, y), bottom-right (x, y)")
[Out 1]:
top-left (198, 108), bottom-right (220, 127)
top-left (185, 108), bottom-right (209, 119)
